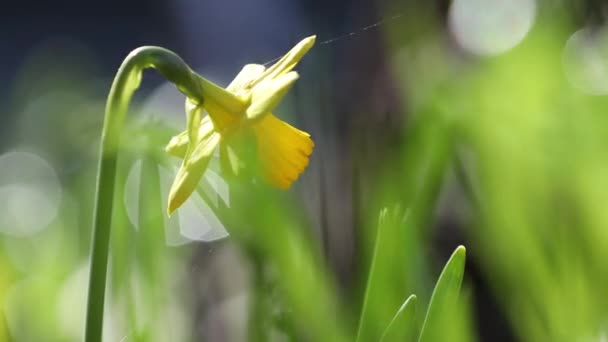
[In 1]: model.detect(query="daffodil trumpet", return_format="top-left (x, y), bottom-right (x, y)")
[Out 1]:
top-left (85, 38), bottom-right (316, 342)
top-left (165, 35), bottom-right (316, 215)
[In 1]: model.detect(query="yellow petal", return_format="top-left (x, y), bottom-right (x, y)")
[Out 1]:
top-left (165, 130), bottom-right (188, 157)
top-left (165, 115), bottom-right (214, 158)
top-left (256, 35), bottom-right (316, 84)
top-left (246, 71), bottom-right (299, 121)
top-left (167, 127), bottom-right (221, 215)
top-left (205, 96), bottom-right (242, 131)
top-left (198, 76), bottom-right (249, 113)
top-left (253, 113), bottom-right (314, 188)
top-left (186, 98), bottom-right (202, 146)
top-left (227, 64), bottom-right (266, 92)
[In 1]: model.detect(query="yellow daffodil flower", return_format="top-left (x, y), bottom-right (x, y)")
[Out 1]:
top-left (165, 36), bottom-right (316, 214)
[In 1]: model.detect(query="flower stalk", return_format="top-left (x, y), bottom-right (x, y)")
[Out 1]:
top-left (85, 46), bottom-right (203, 342)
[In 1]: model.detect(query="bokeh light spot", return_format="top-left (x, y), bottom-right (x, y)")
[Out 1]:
top-left (448, 0), bottom-right (536, 56)
top-left (124, 159), bottom-right (229, 245)
top-left (0, 152), bottom-right (62, 237)
top-left (563, 27), bottom-right (608, 95)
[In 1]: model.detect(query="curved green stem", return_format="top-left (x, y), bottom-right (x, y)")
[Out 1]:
top-left (85, 46), bottom-right (202, 342)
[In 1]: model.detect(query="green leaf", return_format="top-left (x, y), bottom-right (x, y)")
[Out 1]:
top-left (380, 294), bottom-right (418, 342)
top-left (418, 246), bottom-right (466, 342)
top-left (356, 207), bottom-right (413, 342)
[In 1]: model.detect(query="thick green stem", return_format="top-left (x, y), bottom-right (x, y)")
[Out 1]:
top-left (85, 46), bottom-right (203, 342)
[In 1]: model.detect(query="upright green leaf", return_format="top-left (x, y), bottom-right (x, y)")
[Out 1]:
top-left (356, 207), bottom-right (412, 342)
top-left (380, 294), bottom-right (418, 342)
top-left (418, 246), bottom-right (466, 342)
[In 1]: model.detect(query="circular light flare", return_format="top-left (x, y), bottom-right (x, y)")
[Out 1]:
top-left (56, 264), bottom-right (88, 340)
top-left (124, 159), bottom-right (229, 245)
top-left (448, 0), bottom-right (537, 56)
top-left (0, 151), bottom-right (62, 237)
top-left (563, 27), bottom-right (608, 95)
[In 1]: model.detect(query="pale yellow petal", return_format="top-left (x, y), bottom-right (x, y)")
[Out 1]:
top-left (186, 98), bottom-right (202, 146)
top-left (167, 127), bottom-right (221, 215)
top-left (205, 97), bottom-right (242, 132)
top-left (246, 71), bottom-right (299, 122)
top-left (256, 35), bottom-right (316, 84)
top-left (165, 115), bottom-right (215, 158)
top-left (227, 64), bottom-right (266, 92)
top-left (165, 130), bottom-right (189, 158)
top-left (196, 74), bottom-right (249, 115)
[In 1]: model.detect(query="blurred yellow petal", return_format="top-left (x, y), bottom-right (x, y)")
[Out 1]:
top-left (219, 127), bottom-right (257, 179)
top-left (165, 131), bottom-right (189, 158)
